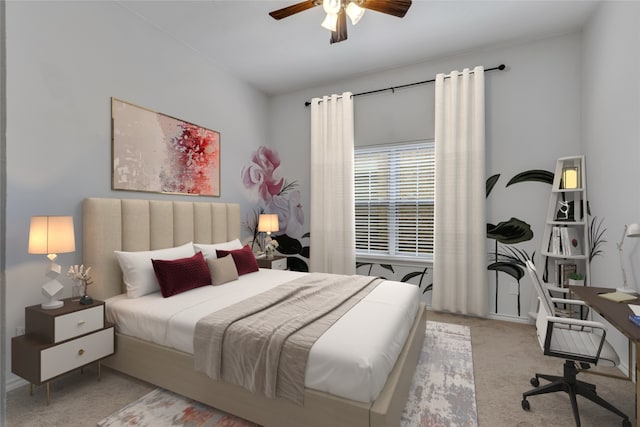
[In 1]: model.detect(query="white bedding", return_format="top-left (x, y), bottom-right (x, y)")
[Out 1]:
top-left (105, 269), bottom-right (420, 403)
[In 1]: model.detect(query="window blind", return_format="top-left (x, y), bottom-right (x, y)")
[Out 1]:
top-left (354, 140), bottom-right (434, 260)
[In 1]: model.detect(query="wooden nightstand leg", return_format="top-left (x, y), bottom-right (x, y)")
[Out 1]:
top-left (46, 382), bottom-right (50, 406)
top-left (29, 383), bottom-right (33, 396)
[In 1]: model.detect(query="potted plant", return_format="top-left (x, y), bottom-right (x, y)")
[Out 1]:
top-left (568, 272), bottom-right (585, 286)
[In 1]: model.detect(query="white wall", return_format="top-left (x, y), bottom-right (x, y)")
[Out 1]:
top-left (1, 0), bottom-right (7, 419)
top-left (268, 32), bottom-right (583, 319)
top-left (581, 0), bottom-right (640, 372)
top-left (4, 1), bottom-right (269, 389)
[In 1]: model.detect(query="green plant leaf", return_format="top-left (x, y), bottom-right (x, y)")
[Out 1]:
top-left (273, 234), bottom-right (303, 255)
top-left (300, 246), bottom-right (310, 259)
top-left (487, 218), bottom-right (534, 244)
top-left (589, 216), bottom-right (607, 262)
top-left (401, 271), bottom-right (424, 282)
top-left (506, 169), bottom-right (554, 187)
top-left (486, 174), bottom-right (500, 198)
top-left (380, 264), bottom-right (395, 273)
top-left (488, 261), bottom-right (525, 281)
top-left (287, 256), bottom-right (309, 272)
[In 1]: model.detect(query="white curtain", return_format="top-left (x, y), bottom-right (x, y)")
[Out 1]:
top-left (432, 67), bottom-right (488, 316)
top-left (309, 92), bottom-right (355, 275)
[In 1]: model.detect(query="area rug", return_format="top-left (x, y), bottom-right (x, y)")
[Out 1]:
top-left (97, 321), bottom-right (477, 427)
top-left (401, 321), bottom-right (478, 427)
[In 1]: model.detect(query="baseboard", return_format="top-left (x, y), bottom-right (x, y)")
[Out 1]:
top-left (427, 303), bottom-right (533, 325)
top-left (6, 375), bottom-right (27, 392)
top-left (487, 312), bottom-right (532, 324)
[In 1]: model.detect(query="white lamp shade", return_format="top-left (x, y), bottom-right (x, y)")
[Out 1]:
top-left (321, 13), bottom-right (338, 31)
top-left (28, 216), bottom-right (76, 255)
top-left (346, 2), bottom-right (365, 25)
top-left (258, 214), bottom-right (279, 233)
top-left (323, 0), bottom-right (341, 15)
top-left (627, 223), bottom-right (640, 238)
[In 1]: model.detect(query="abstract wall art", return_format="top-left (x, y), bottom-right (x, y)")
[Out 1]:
top-left (112, 98), bottom-right (220, 196)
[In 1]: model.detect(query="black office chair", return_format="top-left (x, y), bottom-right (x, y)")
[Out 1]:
top-left (522, 260), bottom-right (630, 427)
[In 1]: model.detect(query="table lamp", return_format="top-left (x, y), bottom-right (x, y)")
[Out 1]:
top-left (28, 216), bottom-right (76, 309)
top-left (258, 213), bottom-right (279, 259)
top-left (617, 223), bottom-right (640, 293)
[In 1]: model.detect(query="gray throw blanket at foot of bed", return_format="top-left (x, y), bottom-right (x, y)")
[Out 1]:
top-left (194, 273), bottom-right (382, 405)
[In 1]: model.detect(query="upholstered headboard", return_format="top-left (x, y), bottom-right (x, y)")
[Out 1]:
top-left (83, 197), bottom-right (241, 301)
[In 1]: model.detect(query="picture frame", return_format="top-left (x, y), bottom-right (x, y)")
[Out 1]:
top-left (111, 98), bottom-right (220, 196)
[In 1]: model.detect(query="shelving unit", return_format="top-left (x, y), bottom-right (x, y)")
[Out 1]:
top-left (529, 155), bottom-right (590, 318)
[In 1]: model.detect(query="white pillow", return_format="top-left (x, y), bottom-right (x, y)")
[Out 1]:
top-left (193, 238), bottom-right (243, 259)
top-left (115, 242), bottom-right (195, 298)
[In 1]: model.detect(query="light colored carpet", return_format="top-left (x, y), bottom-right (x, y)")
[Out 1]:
top-left (431, 311), bottom-right (635, 427)
top-left (96, 321), bottom-right (476, 427)
top-left (7, 310), bottom-right (637, 426)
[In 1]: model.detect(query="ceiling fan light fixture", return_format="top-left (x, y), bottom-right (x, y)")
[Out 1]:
top-left (321, 12), bottom-right (338, 31)
top-left (322, 0), bottom-right (341, 15)
top-left (346, 2), bottom-right (365, 25)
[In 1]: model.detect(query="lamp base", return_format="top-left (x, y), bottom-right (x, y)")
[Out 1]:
top-left (41, 299), bottom-right (64, 310)
top-left (41, 278), bottom-right (65, 310)
top-left (616, 286), bottom-right (636, 294)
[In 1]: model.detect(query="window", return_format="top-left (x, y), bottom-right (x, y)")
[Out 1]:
top-left (354, 140), bottom-right (434, 261)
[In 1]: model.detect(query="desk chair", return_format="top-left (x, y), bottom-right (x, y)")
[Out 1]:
top-left (522, 260), bottom-right (630, 427)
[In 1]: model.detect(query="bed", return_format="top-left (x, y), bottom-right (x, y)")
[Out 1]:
top-left (83, 197), bottom-right (427, 427)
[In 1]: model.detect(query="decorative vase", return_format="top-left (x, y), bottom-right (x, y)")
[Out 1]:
top-left (265, 246), bottom-right (274, 260)
top-left (72, 283), bottom-right (83, 299)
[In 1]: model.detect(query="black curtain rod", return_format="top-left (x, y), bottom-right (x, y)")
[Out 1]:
top-left (304, 64), bottom-right (506, 107)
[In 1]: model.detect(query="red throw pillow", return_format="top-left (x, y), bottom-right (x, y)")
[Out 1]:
top-left (216, 245), bottom-right (259, 276)
top-left (152, 251), bottom-right (211, 297)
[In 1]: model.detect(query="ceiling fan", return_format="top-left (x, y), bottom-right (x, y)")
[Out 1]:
top-left (269, 0), bottom-right (412, 44)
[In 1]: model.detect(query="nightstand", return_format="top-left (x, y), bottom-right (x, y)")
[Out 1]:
top-left (11, 297), bottom-right (115, 404)
top-left (257, 255), bottom-right (287, 270)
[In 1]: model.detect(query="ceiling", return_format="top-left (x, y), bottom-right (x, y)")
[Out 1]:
top-left (117, 0), bottom-right (600, 95)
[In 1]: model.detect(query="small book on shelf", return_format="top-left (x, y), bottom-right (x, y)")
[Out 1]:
top-left (548, 226), bottom-right (563, 255)
top-left (556, 262), bottom-right (577, 287)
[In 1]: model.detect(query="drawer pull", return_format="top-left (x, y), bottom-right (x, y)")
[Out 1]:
top-left (77, 320), bottom-right (86, 325)
top-left (78, 349), bottom-right (85, 356)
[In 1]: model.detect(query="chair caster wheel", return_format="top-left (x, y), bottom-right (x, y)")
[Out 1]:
top-left (530, 377), bottom-right (540, 387)
top-left (522, 399), bottom-right (530, 411)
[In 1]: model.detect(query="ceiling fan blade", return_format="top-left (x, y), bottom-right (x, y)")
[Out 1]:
top-left (330, 9), bottom-right (348, 44)
top-left (361, 0), bottom-right (412, 18)
top-left (269, 0), bottom-right (319, 20)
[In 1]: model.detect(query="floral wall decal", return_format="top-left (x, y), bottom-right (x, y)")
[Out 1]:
top-left (486, 168), bottom-right (606, 317)
top-left (486, 170), bottom-right (552, 316)
top-left (241, 146), bottom-right (309, 271)
top-left (355, 262), bottom-right (433, 295)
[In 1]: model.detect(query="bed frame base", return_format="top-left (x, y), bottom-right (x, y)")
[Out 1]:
top-left (103, 303), bottom-right (426, 427)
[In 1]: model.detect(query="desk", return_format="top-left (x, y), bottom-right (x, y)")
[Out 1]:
top-left (570, 286), bottom-right (640, 424)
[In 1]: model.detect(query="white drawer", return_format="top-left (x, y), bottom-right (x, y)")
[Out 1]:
top-left (54, 305), bottom-right (104, 343)
top-left (271, 257), bottom-right (287, 270)
top-left (41, 327), bottom-right (114, 382)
